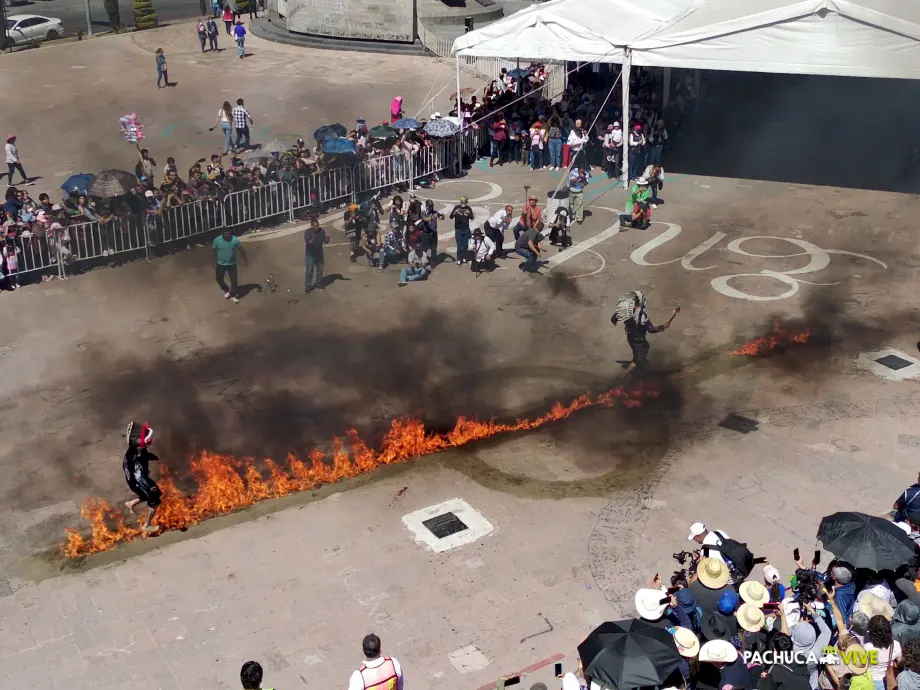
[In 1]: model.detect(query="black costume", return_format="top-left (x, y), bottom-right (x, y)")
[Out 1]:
top-left (123, 421), bottom-right (161, 508)
top-left (611, 290), bottom-right (665, 365)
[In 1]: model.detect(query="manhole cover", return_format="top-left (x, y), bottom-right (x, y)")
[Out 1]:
top-left (718, 413), bottom-right (759, 434)
top-left (876, 354), bottom-right (912, 371)
top-left (422, 512), bottom-right (469, 539)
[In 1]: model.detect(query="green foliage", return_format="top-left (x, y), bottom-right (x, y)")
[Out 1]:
top-left (104, 0), bottom-right (122, 29)
top-left (133, 0), bottom-right (159, 30)
top-left (237, 0), bottom-right (250, 12)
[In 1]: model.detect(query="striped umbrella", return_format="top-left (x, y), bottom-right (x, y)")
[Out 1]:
top-left (88, 169), bottom-right (138, 198)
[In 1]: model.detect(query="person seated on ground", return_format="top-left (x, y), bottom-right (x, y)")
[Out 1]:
top-left (643, 162), bottom-right (665, 206)
top-left (380, 225), bottom-right (404, 270)
top-left (471, 226), bottom-right (496, 273)
top-left (514, 223), bottom-right (545, 273)
top-left (621, 177), bottom-right (652, 229)
top-left (513, 193), bottom-right (543, 241)
top-left (398, 243), bottom-right (429, 286)
top-left (549, 206), bottom-right (572, 248)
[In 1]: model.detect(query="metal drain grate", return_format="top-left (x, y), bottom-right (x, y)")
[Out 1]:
top-left (876, 354), bottom-right (913, 371)
top-left (422, 512), bottom-right (469, 539)
top-left (719, 413), bottom-right (759, 434)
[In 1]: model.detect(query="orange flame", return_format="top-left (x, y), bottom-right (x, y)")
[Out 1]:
top-left (63, 382), bottom-right (659, 557)
top-left (732, 320), bottom-right (812, 357)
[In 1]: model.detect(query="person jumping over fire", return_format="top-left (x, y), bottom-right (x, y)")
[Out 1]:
top-left (123, 421), bottom-right (162, 532)
top-left (611, 290), bottom-right (679, 372)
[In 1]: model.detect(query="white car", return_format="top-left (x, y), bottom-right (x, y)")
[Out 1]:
top-left (4, 15), bottom-right (64, 45)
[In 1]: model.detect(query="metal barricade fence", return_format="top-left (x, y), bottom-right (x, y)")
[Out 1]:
top-left (16, 230), bottom-right (62, 277)
top-left (44, 141), bottom-right (488, 283)
top-left (312, 166), bottom-right (353, 206)
top-left (414, 140), bottom-right (452, 181)
top-left (161, 198), bottom-right (225, 245)
top-left (224, 181), bottom-right (292, 229)
top-left (352, 153), bottom-right (411, 195)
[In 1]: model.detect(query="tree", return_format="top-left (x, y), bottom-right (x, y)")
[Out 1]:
top-left (133, 0), bottom-right (159, 30)
top-left (104, 0), bottom-right (121, 29)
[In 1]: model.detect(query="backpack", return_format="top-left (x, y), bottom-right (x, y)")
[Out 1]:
top-left (709, 537), bottom-right (755, 580)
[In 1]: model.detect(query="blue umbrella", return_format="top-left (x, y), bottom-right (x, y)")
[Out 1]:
top-left (60, 173), bottom-right (96, 195)
top-left (391, 118), bottom-right (423, 131)
top-left (322, 137), bottom-right (357, 155)
top-left (507, 68), bottom-right (530, 79)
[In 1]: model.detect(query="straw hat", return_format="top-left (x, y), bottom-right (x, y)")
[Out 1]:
top-left (739, 581), bottom-right (769, 606)
top-left (858, 593), bottom-right (894, 620)
top-left (635, 588), bottom-right (668, 620)
top-left (673, 626), bottom-right (700, 658)
top-left (736, 603), bottom-right (766, 633)
top-left (842, 644), bottom-right (870, 675)
top-left (698, 639), bottom-right (738, 664)
top-left (697, 558), bottom-right (731, 589)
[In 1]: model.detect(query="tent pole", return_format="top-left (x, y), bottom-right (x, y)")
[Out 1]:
top-left (456, 58), bottom-right (463, 175)
top-left (663, 67), bottom-right (671, 108)
top-left (621, 49), bottom-right (632, 189)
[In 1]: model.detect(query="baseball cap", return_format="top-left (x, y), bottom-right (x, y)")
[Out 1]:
top-left (718, 591), bottom-right (740, 615)
top-left (145, 190), bottom-right (154, 198)
top-left (688, 522), bottom-right (706, 541)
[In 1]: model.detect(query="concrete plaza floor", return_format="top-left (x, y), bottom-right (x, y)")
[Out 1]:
top-left (2, 21), bottom-right (920, 690)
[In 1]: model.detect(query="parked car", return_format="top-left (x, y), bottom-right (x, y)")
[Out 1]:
top-left (4, 15), bottom-right (64, 46)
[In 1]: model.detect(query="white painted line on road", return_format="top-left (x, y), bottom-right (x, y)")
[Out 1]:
top-left (546, 224), bottom-right (621, 268)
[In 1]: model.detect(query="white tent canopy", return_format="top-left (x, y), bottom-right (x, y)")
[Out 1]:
top-left (630, 0), bottom-right (920, 79)
top-left (451, 0), bottom-right (692, 62)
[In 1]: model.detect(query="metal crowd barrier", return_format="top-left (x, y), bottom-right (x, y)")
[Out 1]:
top-left (353, 152), bottom-right (411, 195)
top-left (312, 166), bottom-right (352, 206)
top-left (43, 136), bottom-right (487, 281)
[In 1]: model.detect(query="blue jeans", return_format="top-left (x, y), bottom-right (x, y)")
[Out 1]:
top-left (648, 144), bottom-right (663, 166)
top-left (380, 249), bottom-right (400, 268)
top-left (629, 149), bottom-right (642, 180)
top-left (529, 149), bottom-right (542, 170)
top-left (234, 126), bottom-right (250, 149)
top-left (156, 68), bottom-right (166, 87)
top-left (236, 37), bottom-right (245, 57)
top-left (198, 34), bottom-right (206, 51)
top-left (455, 228), bottom-right (470, 261)
top-left (516, 247), bottom-right (538, 272)
top-left (399, 266), bottom-right (428, 283)
top-left (548, 138), bottom-right (562, 168)
top-left (220, 122), bottom-right (232, 152)
top-left (304, 252), bottom-right (324, 289)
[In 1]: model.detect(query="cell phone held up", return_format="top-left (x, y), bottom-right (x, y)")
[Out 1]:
top-left (793, 548), bottom-right (800, 561)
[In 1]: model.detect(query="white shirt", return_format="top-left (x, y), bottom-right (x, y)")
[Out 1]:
top-left (488, 209), bottom-right (510, 232)
top-left (865, 640), bottom-right (901, 681)
top-left (5, 142), bottom-right (18, 164)
top-left (567, 130), bottom-right (588, 151)
top-left (643, 165), bottom-right (665, 181)
top-left (348, 656), bottom-right (403, 690)
top-left (702, 528), bottom-right (729, 563)
top-left (474, 233), bottom-right (496, 261)
top-left (603, 131), bottom-right (622, 148)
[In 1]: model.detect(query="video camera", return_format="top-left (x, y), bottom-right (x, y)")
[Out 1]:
top-left (671, 549), bottom-right (702, 584)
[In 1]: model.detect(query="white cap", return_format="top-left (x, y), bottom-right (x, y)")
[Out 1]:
top-left (688, 522), bottom-right (706, 541)
top-left (145, 190), bottom-right (154, 198)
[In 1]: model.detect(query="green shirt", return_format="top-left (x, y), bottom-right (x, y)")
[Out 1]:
top-left (626, 184), bottom-right (650, 213)
top-left (850, 672), bottom-right (873, 690)
top-left (212, 235), bottom-right (241, 266)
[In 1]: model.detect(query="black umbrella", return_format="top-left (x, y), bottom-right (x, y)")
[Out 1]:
top-left (578, 619), bottom-right (680, 689)
top-left (313, 123), bottom-right (347, 142)
top-left (369, 125), bottom-right (398, 140)
top-left (817, 511), bottom-right (917, 571)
